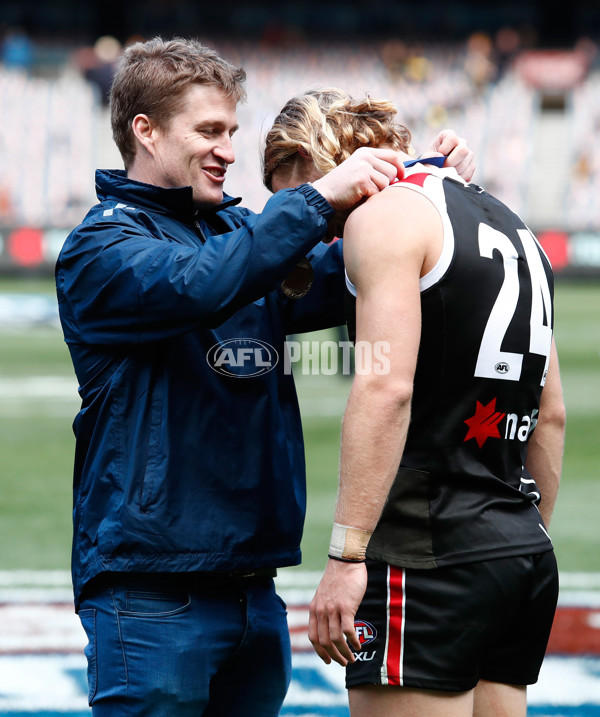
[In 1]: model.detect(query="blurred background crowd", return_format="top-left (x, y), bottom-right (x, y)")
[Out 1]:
top-left (0, 0), bottom-right (599, 273)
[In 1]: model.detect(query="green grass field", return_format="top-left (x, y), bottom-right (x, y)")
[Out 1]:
top-left (0, 278), bottom-right (598, 574)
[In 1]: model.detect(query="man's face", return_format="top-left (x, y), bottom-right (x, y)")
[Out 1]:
top-left (148, 83), bottom-right (238, 208)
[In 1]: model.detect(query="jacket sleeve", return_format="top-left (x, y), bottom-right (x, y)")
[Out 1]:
top-left (57, 184), bottom-right (334, 344)
top-left (279, 239), bottom-right (347, 335)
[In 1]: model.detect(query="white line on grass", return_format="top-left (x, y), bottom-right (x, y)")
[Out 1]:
top-left (0, 377), bottom-right (78, 399)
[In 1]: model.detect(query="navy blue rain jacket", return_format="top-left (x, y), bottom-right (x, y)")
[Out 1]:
top-left (56, 170), bottom-right (345, 607)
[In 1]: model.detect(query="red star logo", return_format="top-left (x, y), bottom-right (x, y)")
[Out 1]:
top-left (463, 398), bottom-right (506, 448)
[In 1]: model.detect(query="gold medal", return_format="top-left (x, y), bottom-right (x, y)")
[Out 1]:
top-left (281, 257), bottom-right (314, 299)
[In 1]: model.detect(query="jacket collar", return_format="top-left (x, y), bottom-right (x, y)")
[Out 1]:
top-left (95, 169), bottom-right (242, 223)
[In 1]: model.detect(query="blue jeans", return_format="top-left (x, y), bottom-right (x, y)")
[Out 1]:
top-left (78, 571), bottom-right (291, 716)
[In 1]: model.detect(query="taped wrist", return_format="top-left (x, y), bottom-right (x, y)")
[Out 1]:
top-left (328, 522), bottom-right (373, 563)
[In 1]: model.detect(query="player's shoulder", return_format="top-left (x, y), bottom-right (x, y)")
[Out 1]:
top-left (343, 183), bottom-right (437, 265)
top-left (348, 178), bottom-right (440, 231)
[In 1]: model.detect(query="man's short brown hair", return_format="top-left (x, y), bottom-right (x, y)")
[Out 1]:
top-left (110, 37), bottom-right (247, 169)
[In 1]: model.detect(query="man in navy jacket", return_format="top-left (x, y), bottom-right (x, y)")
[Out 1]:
top-left (57, 37), bottom-right (473, 716)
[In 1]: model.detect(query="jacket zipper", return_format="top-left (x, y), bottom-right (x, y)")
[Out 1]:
top-left (194, 219), bottom-right (207, 244)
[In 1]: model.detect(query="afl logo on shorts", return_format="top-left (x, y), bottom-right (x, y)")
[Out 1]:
top-left (354, 620), bottom-right (377, 646)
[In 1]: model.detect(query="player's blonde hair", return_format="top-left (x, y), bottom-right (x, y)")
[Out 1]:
top-left (263, 88), bottom-right (413, 190)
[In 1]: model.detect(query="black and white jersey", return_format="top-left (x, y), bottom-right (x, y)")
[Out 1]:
top-left (345, 164), bottom-right (555, 569)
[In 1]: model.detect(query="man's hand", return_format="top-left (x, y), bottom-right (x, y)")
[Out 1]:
top-left (424, 129), bottom-right (476, 182)
top-left (308, 559), bottom-right (368, 666)
top-left (312, 147), bottom-right (406, 211)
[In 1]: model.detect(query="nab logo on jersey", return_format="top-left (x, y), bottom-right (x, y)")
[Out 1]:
top-left (464, 397), bottom-right (539, 448)
top-left (464, 397), bottom-right (505, 448)
top-left (354, 620), bottom-right (377, 646)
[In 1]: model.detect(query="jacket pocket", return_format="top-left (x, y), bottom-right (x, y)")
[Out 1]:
top-left (139, 393), bottom-right (164, 512)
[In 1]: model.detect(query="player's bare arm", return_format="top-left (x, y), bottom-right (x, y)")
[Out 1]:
top-left (308, 188), bottom-right (443, 667)
top-left (524, 339), bottom-right (565, 527)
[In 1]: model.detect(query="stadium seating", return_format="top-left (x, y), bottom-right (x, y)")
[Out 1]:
top-left (0, 40), bottom-right (598, 232)
top-left (0, 66), bottom-right (96, 228)
top-left (566, 72), bottom-right (600, 230)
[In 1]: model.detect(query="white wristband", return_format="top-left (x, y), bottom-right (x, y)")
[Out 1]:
top-left (328, 522), bottom-right (373, 562)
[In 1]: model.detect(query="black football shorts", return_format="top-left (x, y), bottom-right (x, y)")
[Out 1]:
top-left (346, 550), bottom-right (558, 692)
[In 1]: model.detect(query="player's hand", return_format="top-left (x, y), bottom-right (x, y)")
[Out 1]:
top-left (424, 129), bottom-right (476, 182)
top-left (312, 147), bottom-right (406, 211)
top-left (308, 559), bottom-right (368, 666)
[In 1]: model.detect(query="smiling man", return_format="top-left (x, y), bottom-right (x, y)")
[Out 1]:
top-left (56, 37), bottom-right (475, 716)
top-left (127, 82), bottom-right (238, 206)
